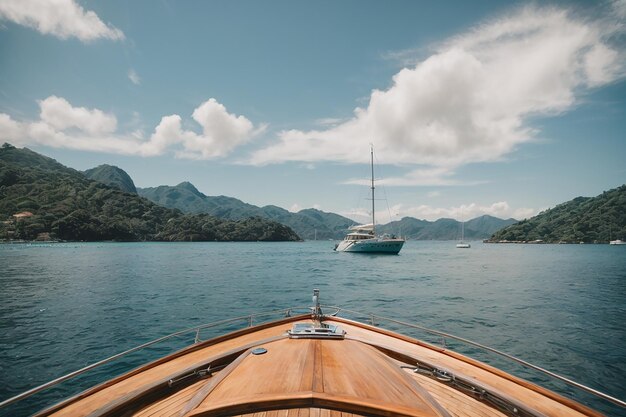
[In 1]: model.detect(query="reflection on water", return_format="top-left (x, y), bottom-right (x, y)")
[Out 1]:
top-left (1, 241), bottom-right (625, 416)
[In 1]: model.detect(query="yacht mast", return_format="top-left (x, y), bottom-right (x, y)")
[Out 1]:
top-left (371, 145), bottom-right (375, 235)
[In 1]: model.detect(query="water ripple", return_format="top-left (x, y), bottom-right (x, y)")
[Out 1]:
top-left (0, 241), bottom-right (625, 416)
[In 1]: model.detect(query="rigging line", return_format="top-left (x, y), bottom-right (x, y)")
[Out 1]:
top-left (347, 157), bottom-right (372, 225)
top-left (373, 151), bottom-right (395, 225)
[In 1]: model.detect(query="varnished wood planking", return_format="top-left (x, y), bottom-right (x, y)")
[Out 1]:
top-left (232, 409), bottom-right (363, 417)
top-left (331, 319), bottom-right (602, 417)
top-left (187, 391), bottom-right (443, 417)
top-left (407, 371), bottom-right (507, 417)
top-left (38, 315), bottom-right (604, 417)
top-left (179, 349), bottom-right (253, 416)
top-left (42, 321), bottom-right (299, 417)
top-left (320, 340), bottom-right (440, 413)
top-left (189, 338), bottom-right (446, 417)
top-left (198, 337), bottom-right (440, 411)
top-left (133, 380), bottom-right (207, 417)
top-left (205, 339), bottom-right (316, 401)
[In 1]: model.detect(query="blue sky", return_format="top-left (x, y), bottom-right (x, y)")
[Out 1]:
top-left (0, 0), bottom-right (624, 223)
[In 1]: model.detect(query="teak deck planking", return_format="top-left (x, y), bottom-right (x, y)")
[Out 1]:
top-left (36, 315), bottom-right (603, 417)
top-left (187, 338), bottom-right (447, 416)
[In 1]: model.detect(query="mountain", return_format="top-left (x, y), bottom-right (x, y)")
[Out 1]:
top-left (138, 183), bottom-right (262, 219)
top-left (488, 185), bottom-right (626, 243)
top-left (377, 215), bottom-right (517, 240)
top-left (138, 182), bottom-right (519, 240)
top-left (466, 215), bottom-right (519, 237)
top-left (0, 144), bottom-right (300, 242)
top-left (138, 183), bottom-right (355, 239)
top-left (84, 164), bottom-right (137, 194)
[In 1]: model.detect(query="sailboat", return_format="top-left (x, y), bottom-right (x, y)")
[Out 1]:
top-left (456, 216), bottom-right (471, 248)
top-left (334, 146), bottom-right (405, 254)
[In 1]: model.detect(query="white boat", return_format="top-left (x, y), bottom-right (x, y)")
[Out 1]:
top-left (334, 224), bottom-right (405, 253)
top-left (456, 216), bottom-right (471, 248)
top-left (609, 239), bottom-right (625, 245)
top-left (334, 147), bottom-right (405, 254)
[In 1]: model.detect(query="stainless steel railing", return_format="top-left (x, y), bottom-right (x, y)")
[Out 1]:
top-left (1, 304), bottom-right (624, 411)
top-left (324, 306), bottom-right (626, 409)
top-left (0, 307), bottom-right (312, 410)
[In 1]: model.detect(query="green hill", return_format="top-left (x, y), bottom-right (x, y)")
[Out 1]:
top-left (138, 181), bottom-right (519, 241)
top-left (138, 182), bottom-right (262, 219)
top-left (0, 144), bottom-right (300, 242)
top-left (466, 215), bottom-right (518, 237)
top-left (84, 164), bottom-right (137, 194)
top-left (138, 183), bottom-right (355, 239)
top-left (488, 185), bottom-right (626, 243)
top-left (377, 215), bottom-right (516, 240)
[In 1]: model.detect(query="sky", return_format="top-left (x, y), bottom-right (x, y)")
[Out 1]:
top-left (0, 0), bottom-right (625, 223)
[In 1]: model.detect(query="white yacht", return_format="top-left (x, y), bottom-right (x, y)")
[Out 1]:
top-left (456, 217), bottom-right (471, 248)
top-left (334, 147), bottom-right (405, 254)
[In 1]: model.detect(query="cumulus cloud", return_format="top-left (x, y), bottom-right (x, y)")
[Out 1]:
top-left (386, 202), bottom-right (536, 222)
top-left (0, 0), bottom-right (124, 42)
top-left (343, 201), bottom-right (539, 222)
top-left (39, 96), bottom-right (117, 135)
top-left (315, 117), bottom-right (346, 127)
top-left (0, 113), bottom-right (24, 141)
top-left (247, 4), bottom-right (625, 184)
top-left (0, 96), bottom-right (265, 159)
top-left (343, 167), bottom-right (486, 187)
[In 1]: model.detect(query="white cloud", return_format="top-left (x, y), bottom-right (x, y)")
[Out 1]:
top-left (128, 69), bottom-right (141, 85)
top-left (247, 4), bottom-right (625, 184)
top-left (289, 203), bottom-right (322, 213)
top-left (0, 113), bottom-right (24, 142)
top-left (0, 0), bottom-right (124, 42)
top-left (613, 0), bottom-right (626, 19)
top-left (339, 207), bottom-right (372, 224)
top-left (0, 96), bottom-right (265, 159)
top-left (159, 98), bottom-right (267, 159)
top-left (39, 96), bottom-right (117, 135)
top-left (343, 166), bottom-right (486, 187)
top-left (315, 117), bottom-right (345, 127)
top-left (389, 201), bottom-right (536, 222)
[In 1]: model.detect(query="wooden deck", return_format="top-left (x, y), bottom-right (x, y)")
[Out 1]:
top-left (35, 315), bottom-right (604, 417)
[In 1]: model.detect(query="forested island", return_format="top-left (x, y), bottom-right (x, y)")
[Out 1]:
top-left (82, 160), bottom-right (521, 240)
top-left (0, 144), bottom-right (300, 242)
top-left (3, 144), bottom-right (624, 244)
top-left (487, 184), bottom-right (625, 243)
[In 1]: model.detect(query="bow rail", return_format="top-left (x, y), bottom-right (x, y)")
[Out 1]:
top-left (1, 304), bottom-right (624, 412)
top-left (325, 306), bottom-right (626, 410)
top-left (0, 306), bottom-right (313, 410)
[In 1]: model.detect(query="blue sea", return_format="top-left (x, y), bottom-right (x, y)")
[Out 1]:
top-left (1, 241), bottom-right (625, 416)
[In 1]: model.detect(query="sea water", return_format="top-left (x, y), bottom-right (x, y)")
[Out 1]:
top-left (1, 241), bottom-right (625, 416)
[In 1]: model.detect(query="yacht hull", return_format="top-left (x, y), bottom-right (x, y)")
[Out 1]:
top-left (335, 238), bottom-right (404, 254)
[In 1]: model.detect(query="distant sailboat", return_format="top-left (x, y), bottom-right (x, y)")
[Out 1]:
top-left (456, 215), bottom-right (471, 249)
top-left (334, 146), bottom-right (405, 254)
